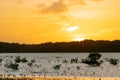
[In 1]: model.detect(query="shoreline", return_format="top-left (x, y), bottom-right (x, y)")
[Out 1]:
top-left (0, 75), bottom-right (120, 78)
top-left (0, 76), bottom-right (120, 80)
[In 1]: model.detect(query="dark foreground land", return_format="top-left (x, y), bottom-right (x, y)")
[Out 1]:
top-left (0, 40), bottom-right (120, 52)
top-left (0, 77), bottom-right (33, 80)
top-left (0, 77), bottom-right (120, 80)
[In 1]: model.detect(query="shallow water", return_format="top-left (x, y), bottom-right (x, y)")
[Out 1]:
top-left (0, 53), bottom-right (120, 58)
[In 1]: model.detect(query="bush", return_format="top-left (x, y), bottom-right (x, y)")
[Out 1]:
top-left (71, 58), bottom-right (78, 63)
top-left (15, 56), bottom-right (21, 63)
top-left (63, 59), bottom-right (68, 63)
top-left (27, 62), bottom-right (33, 67)
top-left (15, 56), bottom-right (28, 63)
top-left (82, 52), bottom-right (102, 66)
top-left (88, 52), bottom-right (102, 60)
top-left (108, 58), bottom-right (119, 65)
top-left (0, 59), bottom-right (2, 63)
top-left (21, 58), bottom-right (28, 63)
top-left (5, 62), bottom-right (19, 70)
top-left (76, 66), bottom-right (80, 70)
top-left (53, 64), bottom-right (61, 70)
top-left (31, 59), bottom-right (36, 63)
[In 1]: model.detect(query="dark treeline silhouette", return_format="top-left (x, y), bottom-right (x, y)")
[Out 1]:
top-left (0, 40), bottom-right (120, 52)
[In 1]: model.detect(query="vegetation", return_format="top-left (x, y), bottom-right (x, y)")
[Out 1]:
top-left (5, 62), bottom-right (19, 70)
top-left (71, 58), bottom-right (78, 63)
top-left (0, 53), bottom-right (120, 77)
top-left (63, 59), bottom-right (68, 63)
top-left (0, 40), bottom-right (120, 52)
top-left (0, 59), bottom-right (2, 63)
top-left (76, 66), bottom-right (80, 70)
top-left (31, 59), bottom-right (36, 63)
top-left (53, 64), bottom-right (61, 70)
top-left (15, 56), bottom-right (21, 63)
top-left (0, 77), bottom-right (33, 80)
top-left (27, 62), bottom-right (33, 67)
top-left (82, 53), bottom-right (102, 66)
top-left (0, 77), bottom-right (104, 80)
top-left (108, 58), bottom-right (119, 65)
top-left (21, 58), bottom-right (28, 63)
top-left (15, 56), bottom-right (28, 63)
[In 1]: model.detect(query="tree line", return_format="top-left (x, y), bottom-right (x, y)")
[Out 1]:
top-left (0, 40), bottom-right (120, 52)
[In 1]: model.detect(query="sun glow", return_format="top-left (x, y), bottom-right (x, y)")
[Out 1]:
top-left (69, 10), bottom-right (95, 19)
top-left (73, 37), bottom-right (85, 41)
top-left (0, 0), bottom-right (120, 43)
top-left (64, 26), bottom-right (79, 32)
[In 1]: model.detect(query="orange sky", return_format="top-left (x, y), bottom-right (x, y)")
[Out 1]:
top-left (0, 0), bottom-right (120, 44)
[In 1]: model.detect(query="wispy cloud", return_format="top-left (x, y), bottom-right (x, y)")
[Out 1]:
top-left (0, 0), bottom-right (104, 15)
top-left (37, 0), bottom-right (68, 14)
top-left (35, 0), bottom-right (104, 14)
top-left (62, 25), bottom-right (79, 32)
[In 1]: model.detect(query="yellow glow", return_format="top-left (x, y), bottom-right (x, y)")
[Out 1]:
top-left (73, 37), bottom-right (85, 41)
top-left (69, 10), bottom-right (94, 19)
top-left (63, 26), bottom-right (79, 32)
top-left (0, 0), bottom-right (120, 43)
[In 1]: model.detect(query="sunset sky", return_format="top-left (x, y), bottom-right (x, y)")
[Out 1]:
top-left (0, 0), bottom-right (120, 44)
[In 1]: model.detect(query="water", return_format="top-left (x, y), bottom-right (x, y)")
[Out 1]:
top-left (0, 53), bottom-right (120, 58)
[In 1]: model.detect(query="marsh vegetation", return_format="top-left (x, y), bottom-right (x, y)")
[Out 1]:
top-left (0, 53), bottom-right (120, 79)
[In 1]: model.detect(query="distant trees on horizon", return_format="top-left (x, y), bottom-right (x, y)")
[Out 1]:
top-left (0, 40), bottom-right (120, 52)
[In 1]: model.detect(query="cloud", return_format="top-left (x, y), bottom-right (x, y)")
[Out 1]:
top-left (37, 0), bottom-right (68, 14)
top-left (62, 26), bottom-right (79, 32)
top-left (35, 0), bottom-right (104, 14)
